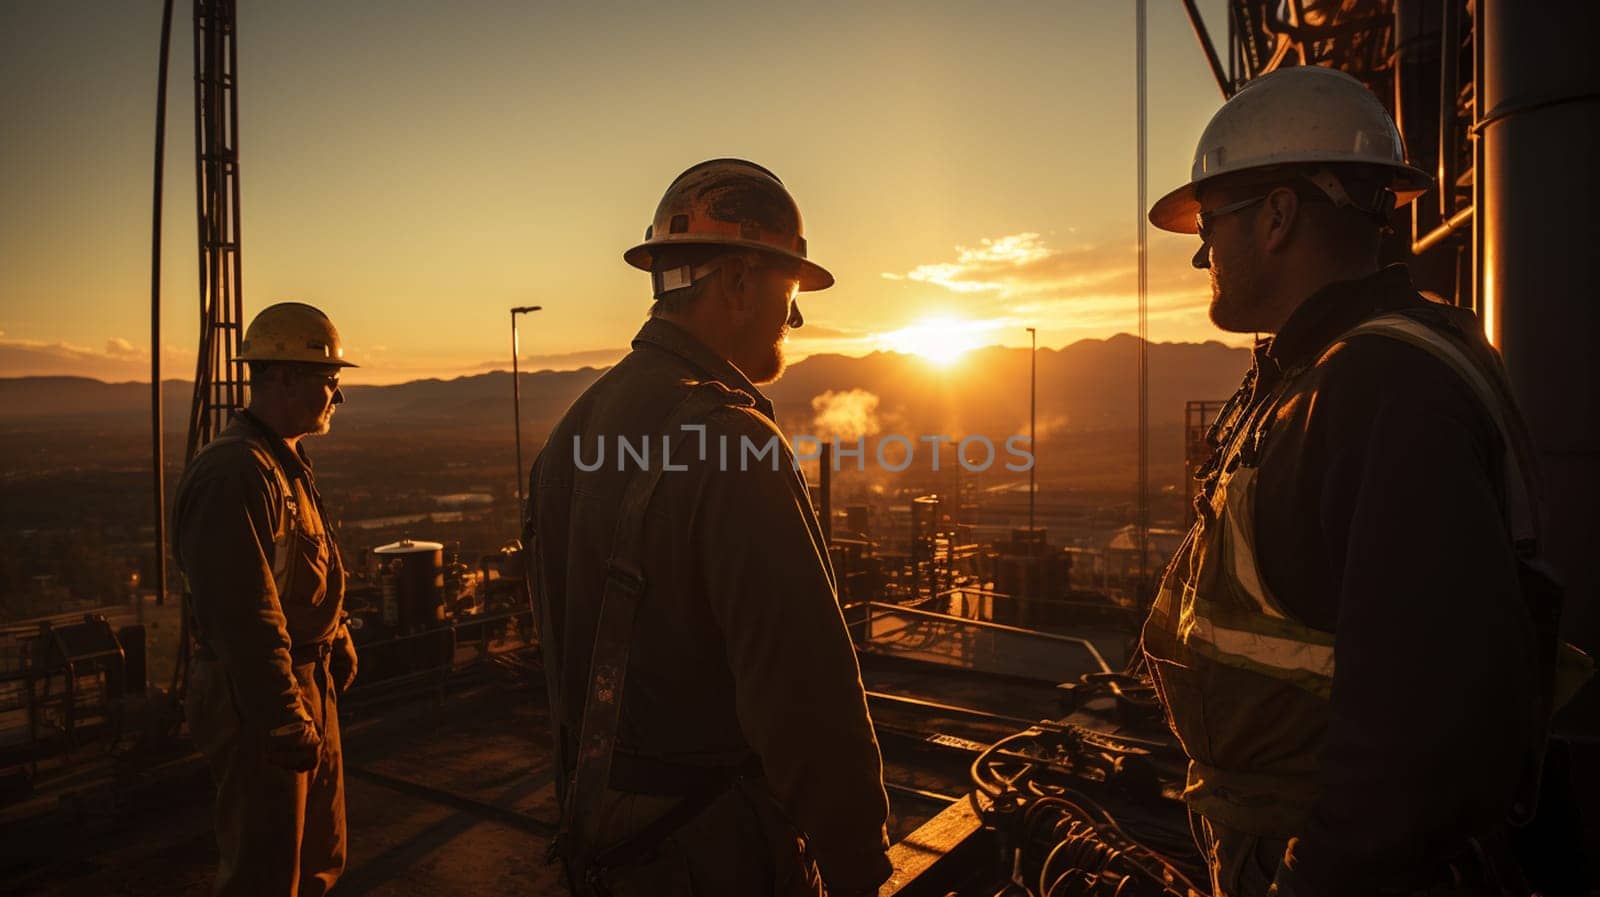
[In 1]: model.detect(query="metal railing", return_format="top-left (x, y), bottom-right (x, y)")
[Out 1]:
top-left (846, 597), bottom-right (1112, 681)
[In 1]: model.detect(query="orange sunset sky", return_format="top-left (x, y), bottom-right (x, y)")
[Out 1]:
top-left (2, 1), bottom-right (1244, 385)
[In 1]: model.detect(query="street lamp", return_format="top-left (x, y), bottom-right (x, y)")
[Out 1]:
top-left (511, 305), bottom-right (543, 511)
top-left (1026, 326), bottom-right (1037, 533)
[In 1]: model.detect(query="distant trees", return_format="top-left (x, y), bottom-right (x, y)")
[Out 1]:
top-left (0, 527), bottom-right (131, 622)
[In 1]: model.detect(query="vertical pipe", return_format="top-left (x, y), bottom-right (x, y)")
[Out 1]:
top-left (188, 0), bottom-right (207, 464)
top-left (1438, 0), bottom-right (1461, 222)
top-left (225, 2), bottom-right (244, 416)
top-left (1026, 327), bottom-right (1036, 532)
top-left (204, 4), bottom-right (218, 435)
top-left (910, 498), bottom-right (923, 600)
top-left (512, 311), bottom-right (523, 510)
top-left (820, 441), bottom-right (833, 545)
top-left (1472, 0), bottom-right (1487, 328)
top-left (1480, 0), bottom-right (1600, 679)
top-left (150, 0), bottom-right (176, 611)
top-left (510, 306), bottom-right (541, 513)
top-left (1135, 0), bottom-right (1151, 599)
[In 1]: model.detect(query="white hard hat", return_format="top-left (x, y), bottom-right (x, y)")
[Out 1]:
top-left (1149, 65), bottom-right (1434, 234)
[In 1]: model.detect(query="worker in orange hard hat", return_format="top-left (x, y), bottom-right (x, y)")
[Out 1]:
top-left (175, 301), bottom-right (359, 897)
top-left (620, 157), bottom-right (828, 382)
top-left (527, 159), bottom-right (892, 896)
top-left (1140, 66), bottom-right (1590, 897)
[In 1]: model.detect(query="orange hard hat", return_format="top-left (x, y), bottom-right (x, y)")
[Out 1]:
top-left (624, 159), bottom-right (834, 296)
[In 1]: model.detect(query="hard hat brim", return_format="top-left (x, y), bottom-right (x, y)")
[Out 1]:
top-left (234, 354), bottom-right (359, 368)
top-left (1147, 161), bottom-right (1437, 234)
top-left (1149, 184), bottom-right (1203, 234)
top-left (624, 238), bottom-right (835, 292)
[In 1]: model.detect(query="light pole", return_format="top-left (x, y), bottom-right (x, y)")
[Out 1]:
top-left (1026, 326), bottom-right (1037, 533)
top-left (511, 305), bottom-right (543, 511)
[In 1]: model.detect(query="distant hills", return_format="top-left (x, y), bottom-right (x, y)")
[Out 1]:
top-left (0, 337), bottom-right (1253, 501)
top-left (0, 336), bottom-right (1250, 442)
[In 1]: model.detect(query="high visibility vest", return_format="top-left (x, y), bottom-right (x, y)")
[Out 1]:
top-left (1140, 309), bottom-right (1568, 840)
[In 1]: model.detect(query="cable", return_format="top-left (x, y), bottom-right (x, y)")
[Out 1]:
top-left (971, 731), bottom-right (1045, 798)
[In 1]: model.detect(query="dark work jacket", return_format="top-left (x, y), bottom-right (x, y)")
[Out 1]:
top-left (529, 317), bottom-right (892, 893)
top-left (173, 410), bottom-right (347, 732)
top-left (1243, 266), bottom-right (1542, 892)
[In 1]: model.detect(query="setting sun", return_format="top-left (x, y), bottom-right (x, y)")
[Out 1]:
top-left (878, 317), bottom-right (992, 367)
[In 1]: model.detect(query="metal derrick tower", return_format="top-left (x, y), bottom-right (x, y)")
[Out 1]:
top-left (185, 0), bottom-right (247, 464)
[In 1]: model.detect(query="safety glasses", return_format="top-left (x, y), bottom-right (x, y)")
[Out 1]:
top-left (1195, 194), bottom-right (1268, 242)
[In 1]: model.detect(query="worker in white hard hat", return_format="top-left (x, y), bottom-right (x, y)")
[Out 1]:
top-left (1139, 66), bottom-right (1589, 896)
top-left (174, 301), bottom-right (359, 896)
top-left (527, 159), bottom-right (892, 896)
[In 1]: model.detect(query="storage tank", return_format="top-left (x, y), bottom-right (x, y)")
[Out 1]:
top-left (373, 539), bottom-right (445, 635)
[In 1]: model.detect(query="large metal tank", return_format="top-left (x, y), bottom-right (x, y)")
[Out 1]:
top-left (1480, 0), bottom-right (1600, 676)
top-left (373, 539), bottom-right (445, 635)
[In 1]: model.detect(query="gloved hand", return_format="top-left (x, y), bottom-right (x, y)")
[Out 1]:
top-left (331, 632), bottom-right (358, 694)
top-left (263, 720), bottom-right (322, 772)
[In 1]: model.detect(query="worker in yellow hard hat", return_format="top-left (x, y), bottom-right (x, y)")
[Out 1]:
top-left (174, 301), bottom-right (359, 897)
top-left (1140, 66), bottom-right (1589, 896)
top-left (527, 159), bottom-right (892, 896)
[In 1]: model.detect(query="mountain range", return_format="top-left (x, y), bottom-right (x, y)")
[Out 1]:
top-left (0, 335), bottom-right (1251, 494)
top-left (0, 334), bottom-right (1249, 441)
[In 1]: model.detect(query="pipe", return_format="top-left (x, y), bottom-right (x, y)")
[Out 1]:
top-left (1027, 326), bottom-right (1036, 532)
top-left (864, 690), bottom-right (1171, 750)
top-left (150, 0), bottom-right (175, 610)
top-left (1438, 0), bottom-right (1461, 221)
top-left (820, 441), bottom-right (833, 544)
top-left (884, 782), bottom-right (962, 805)
top-left (1411, 205), bottom-right (1473, 256)
top-left (1135, 0), bottom-right (1151, 602)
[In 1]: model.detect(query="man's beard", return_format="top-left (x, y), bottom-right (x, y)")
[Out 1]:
top-left (743, 328), bottom-right (789, 385)
top-left (308, 407), bottom-right (335, 436)
top-left (1207, 251), bottom-right (1260, 333)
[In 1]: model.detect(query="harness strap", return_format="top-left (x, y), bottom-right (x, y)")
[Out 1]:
top-left (524, 456), bottom-right (570, 810)
top-left (1342, 311), bottom-right (1566, 830)
top-left (1341, 312), bottom-right (1542, 548)
top-left (551, 384), bottom-right (754, 879)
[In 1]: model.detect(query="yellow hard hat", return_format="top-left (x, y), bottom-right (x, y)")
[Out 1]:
top-left (238, 302), bottom-right (357, 367)
top-left (1149, 65), bottom-right (1435, 233)
top-left (624, 159), bottom-right (834, 297)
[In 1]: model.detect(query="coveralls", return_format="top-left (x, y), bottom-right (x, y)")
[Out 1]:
top-left (174, 410), bottom-right (349, 897)
top-left (529, 317), bottom-right (893, 896)
top-left (1143, 266), bottom-right (1550, 896)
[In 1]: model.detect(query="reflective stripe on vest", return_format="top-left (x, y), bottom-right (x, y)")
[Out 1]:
top-left (1152, 460), bottom-right (1336, 697)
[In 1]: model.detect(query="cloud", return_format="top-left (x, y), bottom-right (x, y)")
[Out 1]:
top-left (885, 233), bottom-right (1113, 296)
top-left (884, 232), bottom-right (1191, 298)
top-left (880, 231), bottom-right (1216, 334)
top-left (0, 337), bottom-right (191, 381)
